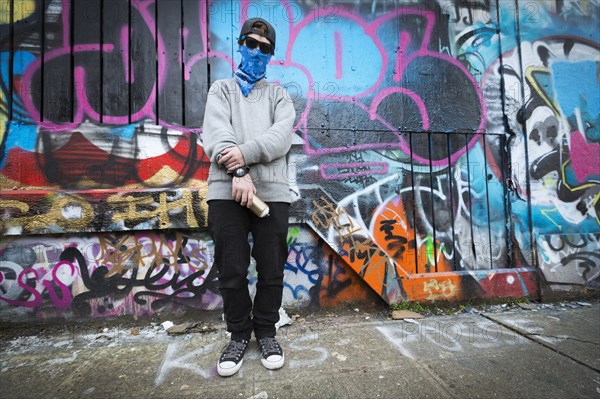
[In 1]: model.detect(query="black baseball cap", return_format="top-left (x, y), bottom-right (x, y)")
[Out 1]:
top-left (237, 17), bottom-right (276, 54)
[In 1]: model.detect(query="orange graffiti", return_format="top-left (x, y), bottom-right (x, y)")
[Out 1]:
top-left (310, 196), bottom-right (403, 296)
top-left (371, 196), bottom-right (454, 274)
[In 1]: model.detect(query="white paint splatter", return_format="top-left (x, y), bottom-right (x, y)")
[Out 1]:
top-left (375, 325), bottom-right (416, 360)
top-left (155, 342), bottom-right (218, 385)
top-left (535, 335), bottom-right (567, 345)
top-left (46, 351), bottom-right (78, 365)
top-left (247, 392), bottom-right (268, 399)
top-left (288, 334), bottom-right (329, 369)
top-left (61, 203), bottom-right (84, 220)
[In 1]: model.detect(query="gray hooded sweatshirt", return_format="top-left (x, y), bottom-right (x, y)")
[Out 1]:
top-left (201, 78), bottom-right (296, 203)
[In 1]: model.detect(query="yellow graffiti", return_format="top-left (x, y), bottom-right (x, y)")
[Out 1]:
top-left (310, 197), bottom-right (338, 230)
top-left (144, 165), bottom-right (190, 187)
top-left (0, 184), bottom-right (208, 234)
top-left (561, 159), bottom-right (599, 192)
top-left (540, 208), bottom-right (562, 231)
top-left (0, 199), bottom-right (29, 213)
top-left (423, 279), bottom-right (457, 300)
top-left (108, 190), bottom-right (199, 228)
top-left (0, 0), bottom-right (37, 24)
top-left (0, 120), bottom-right (5, 148)
top-left (525, 67), bottom-right (560, 116)
top-left (0, 195), bottom-right (94, 233)
top-left (99, 232), bottom-right (209, 277)
top-left (594, 193), bottom-right (600, 226)
top-left (311, 196), bottom-right (361, 238)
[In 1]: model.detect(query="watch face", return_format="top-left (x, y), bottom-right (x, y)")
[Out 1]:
top-left (234, 168), bottom-right (246, 177)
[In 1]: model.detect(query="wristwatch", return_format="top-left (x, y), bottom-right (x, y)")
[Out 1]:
top-left (232, 167), bottom-right (250, 178)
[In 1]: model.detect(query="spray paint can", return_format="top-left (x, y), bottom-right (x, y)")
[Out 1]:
top-left (216, 153), bottom-right (270, 218)
top-left (249, 195), bottom-right (270, 218)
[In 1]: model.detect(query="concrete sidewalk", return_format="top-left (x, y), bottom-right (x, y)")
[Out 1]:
top-left (1, 302), bottom-right (599, 399)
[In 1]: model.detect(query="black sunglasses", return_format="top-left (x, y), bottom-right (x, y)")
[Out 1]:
top-left (242, 36), bottom-right (273, 55)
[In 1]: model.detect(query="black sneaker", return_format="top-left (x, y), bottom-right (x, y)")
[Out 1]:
top-left (217, 339), bottom-right (249, 377)
top-left (257, 336), bottom-right (285, 370)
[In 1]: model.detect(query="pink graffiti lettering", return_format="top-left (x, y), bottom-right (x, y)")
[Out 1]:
top-left (41, 261), bottom-right (76, 310)
top-left (284, 7), bottom-right (486, 167)
top-left (0, 268), bottom-right (42, 308)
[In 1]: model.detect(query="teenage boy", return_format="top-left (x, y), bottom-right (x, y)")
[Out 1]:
top-left (202, 17), bottom-right (296, 377)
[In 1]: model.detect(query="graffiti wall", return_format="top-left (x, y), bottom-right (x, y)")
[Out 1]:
top-left (1, 0), bottom-right (598, 319)
top-left (0, 226), bottom-right (378, 318)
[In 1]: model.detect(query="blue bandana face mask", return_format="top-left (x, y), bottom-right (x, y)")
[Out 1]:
top-left (234, 45), bottom-right (272, 97)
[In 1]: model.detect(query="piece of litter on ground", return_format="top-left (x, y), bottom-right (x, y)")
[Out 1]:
top-left (161, 321), bottom-right (174, 331)
top-left (167, 322), bottom-right (218, 335)
top-left (275, 307), bottom-right (293, 330)
top-left (391, 310), bottom-right (424, 320)
top-left (365, 316), bottom-right (370, 320)
top-left (354, 308), bottom-right (360, 312)
top-left (180, 384), bottom-right (189, 391)
top-left (378, 375), bottom-right (384, 379)
top-left (166, 323), bottom-right (189, 335)
top-left (517, 303), bottom-right (539, 311)
top-left (403, 318), bottom-right (419, 325)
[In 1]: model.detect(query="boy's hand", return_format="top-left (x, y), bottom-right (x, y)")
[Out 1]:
top-left (232, 174), bottom-right (256, 208)
top-left (218, 147), bottom-right (246, 172)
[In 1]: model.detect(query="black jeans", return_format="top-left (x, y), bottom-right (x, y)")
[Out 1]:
top-left (208, 200), bottom-right (289, 341)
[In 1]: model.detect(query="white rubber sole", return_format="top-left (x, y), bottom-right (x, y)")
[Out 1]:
top-left (217, 358), bottom-right (243, 377)
top-left (260, 352), bottom-right (285, 370)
